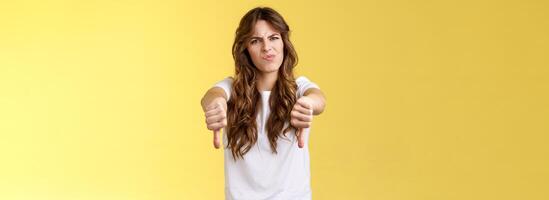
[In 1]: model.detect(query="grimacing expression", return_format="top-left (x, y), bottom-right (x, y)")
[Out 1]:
top-left (246, 20), bottom-right (284, 74)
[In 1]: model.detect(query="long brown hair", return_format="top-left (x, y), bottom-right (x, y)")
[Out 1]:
top-left (226, 7), bottom-right (298, 160)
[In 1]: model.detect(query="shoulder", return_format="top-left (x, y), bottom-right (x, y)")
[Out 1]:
top-left (213, 76), bottom-right (234, 100)
top-left (214, 76), bottom-right (234, 86)
top-left (219, 76), bottom-right (234, 83)
top-left (296, 75), bottom-right (318, 88)
top-left (295, 75), bottom-right (320, 97)
top-left (296, 76), bottom-right (310, 84)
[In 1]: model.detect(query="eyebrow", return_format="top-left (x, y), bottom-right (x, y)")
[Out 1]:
top-left (249, 33), bottom-right (281, 40)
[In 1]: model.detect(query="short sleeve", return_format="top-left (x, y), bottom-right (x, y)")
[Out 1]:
top-left (213, 77), bottom-right (233, 101)
top-left (296, 76), bottom-right (320, 98)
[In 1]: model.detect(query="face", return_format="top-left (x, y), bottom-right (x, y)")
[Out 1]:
top-left (246, 20), bottom-right (284, 74)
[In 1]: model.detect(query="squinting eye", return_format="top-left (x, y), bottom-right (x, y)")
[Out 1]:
top-left (250, 40), bottom-right (258, 44)
top-left (270, 37), bottom-right (279, 41)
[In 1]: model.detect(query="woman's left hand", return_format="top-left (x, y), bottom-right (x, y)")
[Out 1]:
top-left (291, 96), bottom-right (314, 148)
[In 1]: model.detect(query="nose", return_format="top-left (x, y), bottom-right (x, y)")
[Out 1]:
top-left (262, 40), bottom-right (272, 52)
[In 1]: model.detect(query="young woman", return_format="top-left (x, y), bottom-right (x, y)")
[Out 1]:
top-left (200, 7), bottom-right (326, 200)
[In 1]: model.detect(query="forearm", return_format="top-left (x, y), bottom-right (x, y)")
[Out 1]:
top-left (303, 88), bottom-right (326, 115)
top-left (201, 87), bottom-right (228, 111)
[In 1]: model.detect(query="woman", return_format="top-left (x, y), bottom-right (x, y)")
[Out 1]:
top-left (201, 7), bottom-right (326, 200)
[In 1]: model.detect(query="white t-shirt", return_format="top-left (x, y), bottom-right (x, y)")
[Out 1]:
top-left (213, 76), bottom-right (320, 200)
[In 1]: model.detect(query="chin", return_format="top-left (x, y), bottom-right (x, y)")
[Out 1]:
top-left (258, 63), bottom-right (281, 73)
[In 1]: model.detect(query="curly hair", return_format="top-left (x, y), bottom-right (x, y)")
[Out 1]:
top-left (226, 7), bottom-right (299, 160)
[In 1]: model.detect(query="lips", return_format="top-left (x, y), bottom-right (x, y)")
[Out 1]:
top-left (262, 54), bottom-right (275, 61)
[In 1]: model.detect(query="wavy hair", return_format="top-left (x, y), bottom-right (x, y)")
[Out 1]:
top-left (226, 7), bottom-right (298, 160)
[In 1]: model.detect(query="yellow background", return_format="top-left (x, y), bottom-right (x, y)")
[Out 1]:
top-left (1, 0), bottom-right (548, 199)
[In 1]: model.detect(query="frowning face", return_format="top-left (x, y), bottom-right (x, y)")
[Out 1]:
top-left (246, 20), bottom-right (284, 74)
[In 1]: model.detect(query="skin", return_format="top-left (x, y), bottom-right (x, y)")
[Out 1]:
top-left (201, 20), bottom-right (326, 149)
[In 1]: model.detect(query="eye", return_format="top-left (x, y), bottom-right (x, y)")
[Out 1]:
top-left (270, 37), bottom-right (280, 41)
top-left (250, 39), bottom-right (258, 45)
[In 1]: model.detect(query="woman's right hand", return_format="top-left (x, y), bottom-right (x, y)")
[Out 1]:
top-left (203, 97), bottom-right (227, 149)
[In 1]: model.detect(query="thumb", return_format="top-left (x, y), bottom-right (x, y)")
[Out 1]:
top-left (297, 128), bottom-right (305, 148)
top-left (213, 129), bottom-right (220, 149)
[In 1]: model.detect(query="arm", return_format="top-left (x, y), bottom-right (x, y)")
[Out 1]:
top-left (290, 87), bottom-right (326, 148)
top-left (303, 88), bottom-right (326, 115)
top-left (201, 87), bottom-right (228, 111)
top-left (201, 87), bottom-right (228, 149)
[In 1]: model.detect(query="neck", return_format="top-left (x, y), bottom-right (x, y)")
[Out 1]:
top-left (257, 71), bottom-right (278, 91)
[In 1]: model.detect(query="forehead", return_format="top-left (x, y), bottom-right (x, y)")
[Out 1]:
top-left (251, 20), bottom-right (280, 37)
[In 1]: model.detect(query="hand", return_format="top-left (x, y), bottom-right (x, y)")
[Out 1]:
top-left (290, 96), bottom-right (314, 148)
top-left (203, 98), bottom-right (227, 149)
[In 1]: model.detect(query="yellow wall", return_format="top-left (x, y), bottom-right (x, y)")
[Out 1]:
top-left (1, 0), bottom-right (548, 199)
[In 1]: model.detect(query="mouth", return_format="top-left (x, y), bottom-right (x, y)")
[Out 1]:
top-left (262, 54), bottom-right (275, 61)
